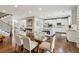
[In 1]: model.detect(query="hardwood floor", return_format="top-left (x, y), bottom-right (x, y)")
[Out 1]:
top-left (54, 33), bottom-right (79, 53)
top-left (0, 33), bottom-right (79, 53)
top-left (0, 37), bottom-right (14, 53)
top-left (0, 43), bottom-right (14, 53)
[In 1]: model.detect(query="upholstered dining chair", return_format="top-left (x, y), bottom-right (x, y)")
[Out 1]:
top-left (22, 36), bottom-right (38, 53)
top-left (15, 35), bottom-right (23, 52)
top-left (39, 35), bottom-right (56, 53)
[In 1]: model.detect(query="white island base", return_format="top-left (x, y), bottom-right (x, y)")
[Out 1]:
top-left (76, 43), bottom-right (79, 48)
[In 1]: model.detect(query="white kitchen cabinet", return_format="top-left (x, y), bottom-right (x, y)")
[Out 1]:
top-left (66, 30), bottom-right (77, 42)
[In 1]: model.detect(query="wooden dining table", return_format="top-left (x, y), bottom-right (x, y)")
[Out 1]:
top-left (30, 33), bottom-right (54, 52)
top-left (20, 32), bottom-right (54, 52)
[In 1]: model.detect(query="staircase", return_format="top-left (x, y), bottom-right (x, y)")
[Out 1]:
top-left (0, 14), bottom-right (12, 36)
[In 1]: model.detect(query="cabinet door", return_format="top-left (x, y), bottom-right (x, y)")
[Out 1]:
top-left (36, 19), bottom-right (43, 32)
top-left (67, 30), bottom-right (77, 42)
top-left (77, 31), bottom-right (79, 43)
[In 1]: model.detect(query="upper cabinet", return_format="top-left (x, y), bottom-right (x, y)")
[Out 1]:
top-left (25, 16), bottom-right (43, 34)
top-left (26, 16), bottom-right (34, 33)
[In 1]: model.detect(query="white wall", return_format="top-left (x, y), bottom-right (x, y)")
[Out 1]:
top-left (34, 18), bottom-right (43, 33)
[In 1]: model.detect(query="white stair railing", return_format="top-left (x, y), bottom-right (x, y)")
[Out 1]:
top-left (0, 20), bottom-right (11, 36)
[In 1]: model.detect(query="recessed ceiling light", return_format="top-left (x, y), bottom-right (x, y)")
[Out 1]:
top-left (40, 15), bottom-right (43, 18)
top-left (0, 10), bottom-right (1, 12)
top-left (29, 11), bottom-right (32, 14)
top-left (14, 5), bottom-right (18, 8)
top-left (39, 8), bottom-right (42, 11)
top-left (47, 14), bottom-right (51, 16)
top-left (14, 20), bottom-right (18, 23)
top-left (2, 10), bottom-right (6, 13)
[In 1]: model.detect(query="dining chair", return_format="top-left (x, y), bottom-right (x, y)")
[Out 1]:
top-left (15, 35), bottom-right (23, 52)
top-left (22, 36), bottom-right (38, 53)
top-left (50, 35), bottom-right (56, 52)
top-left (39, 35), bottom-right (56, 53)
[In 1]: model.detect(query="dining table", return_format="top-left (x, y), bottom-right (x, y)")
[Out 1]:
top-left (19, 32), bottom-right (55, 52)
top-left (32, 33), bottom-right (55, 52)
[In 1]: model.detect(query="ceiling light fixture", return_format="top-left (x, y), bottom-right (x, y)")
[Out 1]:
top-left (47, 14), bottom-right (53, 18)
top-left (39, 8), bottom-right (42, 11)
top-left (40, 15), bottom-right (43, 18)
top-left (29, 11), bottom-right (32, 14)
top-left (14, 5), bottom-right (18, 8)
top-left (2, 10), bottom-right (6, 13)
top-left (14, 20), bottom-right (18, 23)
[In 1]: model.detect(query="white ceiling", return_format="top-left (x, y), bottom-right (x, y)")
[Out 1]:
top-left (0, 5), bottom-right (73, 19)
